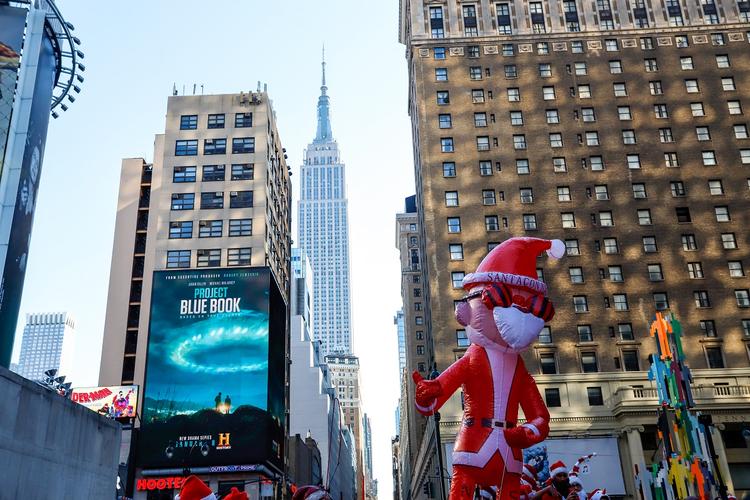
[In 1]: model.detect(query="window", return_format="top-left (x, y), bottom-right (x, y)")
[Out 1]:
top-left (578, 324), bottom-right (593, 341)
top-left (477, 136), bottom-right (490, 151)
top-left (543, 86), bottom-right (556, 100)
top-left (202, 164), bottom-right (225, 182)
top-left (561, 212), bottom-right (576, 228)
top-left (474, 113), bottom-right (488, 127)
top-left (433, 47), bottom-right (446, 59)
top-left (449, 244), bottom-right (464, 260)
top-left (437, 91), bottom-right (450, 105)
top-left (574, 62), bottom-right (587, 75)
top-left (200, 192), bottom-right (224, 209)
top-left (627, 154), bottom-right (641, 169)
top-left (537, 42), bottom-right (550, 54)
top-left (685, 79), bottom-right (700, 93)
top-left (180, 115), bottom-right (197, 130)
top-left (729, 261), bottom-right (745, 277)
top-left (622, 130), bottom-right (636, 145)
top-left (430, 6), bottom-right (445, 37)
top-left (516, 159), bottom-right (530, 174)
top-left (722, 233), bottom-right (737, 249)
top-left (507, 88), bottom-right (520, 102)
top-left (595, 185), bottom-right (609, 201)
top-left (581, 352), bottom-right (598, 373)
top-left (609, 60), bottom-right (623, 74)
top-left (568, 267), bottom-right (584, 284)
top-left (235, 113), bottom-right (252, 128)
top-left (504, 65), bottom-right (518, 78)
top-left (173, 166), bottom-right (196, 183)
top-left (736, 289), bottom-right (750, 307)
top-left (706, 347), bottom-right (724, 369)
top-left (169, 221), bottom-right (193, 239)
top-left (565, 239), bottom-right (580, 256)
top-left (613, 83), bottom-right (627, 97)
top-left (438, 114), bottom-right (452, 129)
top-left (700, 320), bottom-right (717, 337)
top-left (578, 85), bottom-right (591, 98)
top-left (582, 108), bottom-right (596, 122)
top-left (681, 57), bottom-right (694, 70)
top-left (676, 35), bottom-right (689, 47)
top-left (587, 387), bottom-right (604, 405)
top-left (682, 234), bottom-right (698, 251)
top-left (231, 137), bottom-right (254, 154)
top-left (502, 43), bottom-right (515, 56)
top-left (485, 216), bottom-right (499, 231)
top-left (722, 77), bottom-right (736, 91)
top-left (199, 220), bottom-right (222, 238)
top-left (540, 353), bottom-right (557, 374)
top-left (482, 190), bottom-right (496, 205)
top-left (469, 66), bottom-right (482, 80)
top-left (643, 236), bottom-right (657, 253)
top-left (553, 157), bottom-right (567, 172)
top-left (166, 250), bottom-right (191, 268)
top-left (742, 150), bottom-right (750, 164)
top-left (696, 126), bottom-right (711, 141)
top-left (728, 100), bottom-right (743, 115)
top-left (447, 217), bottom-right (461, 233)
top-left (175, 139), bottom-right (198, 156)
top-left (694, 290), bottom-right (711, 308)
top-left (171, 193), bottom-right (195, 210)
top-left (546, 109), bottom-right (559, 124)
top-left (441, 137), bottom-right (454, 152)
top-left (519, 187), bottom-right (534, 204)
top-left (702, 151), bottom-right (717, 165)
top-left (708, 180), bottom-right (724, 195)
top-left (632, 183), bottom-right (647, 198)
top-left (571, 40), bottom-right (584, 53)
top-left (604, 238), bottom-right (619, 254)
top-left (197, 249), bottom-right (221, 268)
top-left (523, 214), bottom-right (538, 230)
top-left (613, 294), bottom-right (629, 311)
top-left (609, 265), bottom-right (623, 282)
top-left (711, 32), bottom-right (725, 45)
top-left (479, 161), bottom-right (492, 176)
top-left (445, 191), bottom-right (458, 207)
top-left (622, 350), bottom-right (640, 371)
top-left (556, 186), bottom-right (571, 202)
top-left (513, 135), bottom-right (527, 149)
top-left (648, 264), bottom-right (664, 281)
top-left (599, 212), bottom-right (613, 227)
top-left (743, 319), bottom-right (750, 337)
top-left (544, 388), bottom-right (561, 407)
top-left (510, 111), bottom-right (524, 126)
top-left (644, 58), bottom-right (658, 72)
top-left (463, 4), bottom-right (479, 36)
top-left (649, 81), bottom-right (663, 95)
top-left (539, 63), bottom-right (552, 77)
top-left (229, 191), bottom-right (253, 208)
top-left (470, 90), bottom-right (485, 104)
top-left (715, 206), bottom-right (730, 222)
top-left (231, 163), bottom-right (254, 180)
top-left (573, 295), bottom-right (588, 312)
top-left (670, 181), bottom-right (685, 197)
top-left (676, 207), bottom-right (691, 223)
top-left (496, 2), bottom-right (512, 33)
top-left (456, 330), bottom-right (470, 348)
top-left (734, 124), bottom-right (748, 139)
top-left (585, 132), bottom-right (599, 146)
top-left (451, 272), bottom-right (465, 288)
top-left (654, 104), bottom-right (668, 118)
top-left (228, 218), bottom-right (252, 237)
top-left (438, 162), bottom-right (455, 178)
top-left (664, 153), bottom-right (679, 168)
top-left (619, 323), bottom-right (634, 340)
top-left (204, 138), bottom-right (227, 155)
top-left (659, 128), bottom-right (674, 143)
top-left (605, 39), bottom-right (618, 51)
top-left (691, 102), bottom-right (706, 116)
top-left (715, 54), bottom-right (730, 68)
top-left (618, 106), bottom-right (632, 121)
top-left (468, 45), bottom-right (480, 58)
top-left (590, 156), bottom-right (604, 171)
top-left (640, 36), bottom-right (654, 49)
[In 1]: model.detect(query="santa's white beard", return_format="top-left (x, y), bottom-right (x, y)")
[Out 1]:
top-left (492, 306), bottom-right (544, 352)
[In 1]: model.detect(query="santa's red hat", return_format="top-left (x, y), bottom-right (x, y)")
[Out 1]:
top-left (224, 487), bottom-right (249, 500)
top-left (175, 475), bottom-right (216, 500)
top-left (588, 489), bottom-right (607, 500)
top-left (462, 237), bottom-right (565, 293)
top-left (549, 460), bottom-right (567, 477)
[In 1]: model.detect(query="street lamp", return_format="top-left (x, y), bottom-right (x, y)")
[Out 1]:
top-left (429, 364), bottom-right (447, 500)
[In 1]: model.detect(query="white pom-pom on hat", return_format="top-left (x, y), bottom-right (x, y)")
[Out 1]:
top-left (546, 239), bottom-right (565, 259)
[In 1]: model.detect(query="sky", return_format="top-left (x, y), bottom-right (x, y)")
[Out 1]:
top-left (11, 1), bottom-right (413, 496)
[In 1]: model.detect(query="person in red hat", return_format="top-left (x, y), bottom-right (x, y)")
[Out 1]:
top-left (223, 487), bottom-right (249, 500)
top-left (587, 489), bottom-right (608, 500)
top-left (174, 475), bottom-right (216, 500)
top-left (414, 237), bottom-right (564, 500)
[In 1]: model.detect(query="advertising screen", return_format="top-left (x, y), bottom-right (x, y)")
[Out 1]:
top-left (71, 385), bottom-right (139, 419)
top-left (138, 268), bottom-right (286, 470)
top-left (0, 5), bottom-right (25, 175)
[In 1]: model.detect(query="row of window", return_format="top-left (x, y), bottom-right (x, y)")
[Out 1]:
top-left (165, 248), bottom-right (252, 268)
top-left (171, 191), bottom-right (253, 210)
top-left (173, 164), bottom-right (254, 183)
top-left (168, 219), bottom-right (252, 239)
top-left (180, 113), bottom-right (253, 130)
top-left (175, 138), bottom-right (255, 156)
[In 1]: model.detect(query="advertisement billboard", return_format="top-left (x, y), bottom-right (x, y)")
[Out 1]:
top-left (71, 385), bottom-right (139, 419)
top-left (138, 267), bottom-right (286, 471)
top-left (0, 5), bottom-right (25, 176)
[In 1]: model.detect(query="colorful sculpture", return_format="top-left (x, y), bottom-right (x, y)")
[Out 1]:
top-left (413, 237), bottom-right (564, 500)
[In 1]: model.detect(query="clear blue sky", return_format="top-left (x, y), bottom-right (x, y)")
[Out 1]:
top-left (13, 0), bottom-right (414, 494)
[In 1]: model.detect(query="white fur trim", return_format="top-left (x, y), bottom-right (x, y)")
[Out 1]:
top-left (307, 491), bottom-right (328, 500)
top-left (175, 492), bottom-right (216, 500)
top-left (415, 399), bottom-right (437, 413)
top-left (547, 239), bottom-right (565, 259)
top-left (522, 423), bottom-right (541, 437)
top-left (462, 272), bottom-right (547, 294)
top-left (569, 475), bottom-right (582, 486)
top-left (551, 465), bottom-right (567, 476)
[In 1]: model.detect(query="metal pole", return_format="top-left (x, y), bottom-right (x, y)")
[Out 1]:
top-left (434, 411), bottom-right (447, 500)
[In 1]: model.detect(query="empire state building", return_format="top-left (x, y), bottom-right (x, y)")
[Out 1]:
top-left (298, 53), bottom-right (352, 356)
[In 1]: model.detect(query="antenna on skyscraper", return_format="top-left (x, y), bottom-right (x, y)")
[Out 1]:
top-left (172, 83), bottom-right (177, 96)
top-left (192, 83), bottom-right (196, 95)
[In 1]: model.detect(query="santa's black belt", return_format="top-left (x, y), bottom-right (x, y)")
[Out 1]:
top-left (463, 418), bottom-right (516, 429)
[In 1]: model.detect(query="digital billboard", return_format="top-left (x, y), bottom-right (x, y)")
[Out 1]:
top-left (138, 267), bottom-right (286, 470)
top-left (71, 385), bottom-right (139, 419)
top-left (0, 5), bottom-right (25, 176)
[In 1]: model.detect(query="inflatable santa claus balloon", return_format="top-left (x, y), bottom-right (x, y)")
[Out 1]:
top-left (414, 237), bottom-right (564, 500)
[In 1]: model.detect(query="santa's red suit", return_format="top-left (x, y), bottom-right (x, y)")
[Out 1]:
top-left (415, 237), bottom-right (564, 500)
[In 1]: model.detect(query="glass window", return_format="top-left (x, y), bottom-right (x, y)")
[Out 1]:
top-left (587, 387), bottom-right (604, 405)
top-left (685, 79), bottom-right (700, 93)
top-left (632, 183), bottom-right (647, 198)
top-left (539, 63), bottom-right (552, 77)
top-left (573, 295), bottom-right (588, 312)
top-left (728, 100), bottom-right (743, 115)
top-left (590, 156), bottom-right (604, 171)
top-left (479, 161), bottom-right (492, 176)
top-left (544, 388), bottom-right (561, 407)
top-left (180, 115), bottom-right (197, 130)
top-left (627, 154), bottom-right (641, 169)
top-left (513, 134), bottom-right (527, 149)
top-left (565, 239), bottom-right (580, 255)
top-left (700, 320), bottom-right (717, 337)
top-left (207, 114), bottom-right (225, 129)
top-left (708, 179), bottom-right (724, 195)
top-left (229, 191), bottom-right (253, 208)
top-left (441, 137), bottom-right (454, 152)
top-left (202, 164), bottom-right (225, 182)
top-left (449, 244), bottom-right (464, 260)
top-left (451, 272), bottom-right (465, 288)
top-left (595, 185), bottom-right (609, 200)
top-left (691, 102), bottom-right (705, 116)
top-left (227, 248), bottom-right (251, 267)
top-left (619, 323), bottom-right (634, 340)
top-left (741, 149), bottom-right (750, 164)
top-left (696, 126), bottom-right (711, 141)
top-left (204, 138), bottom-right (227, 155)
top-left (659, 128), bottom-right (674, 143)
top-left (173, 166), bottom-right (196, 183)
top-left (561, 212), bottom-right (576, 228)
top-left (516, 159), bottom-right (530, 174)
top-left (676, 207), bottom-right (691, 222)
top-left (171, 193), bottom-right (195, 210)
top-left (702, 151), bottom-right (717, 165)
top-left (618, 106), bottom-right (632, 120)
top-left (605, 39), bottom-right (618, 51)
top-left (447, 217), bottom-right (461, 233)
top-left (734, 124), bottom-right (748, 139)
top-left (540, 353), bottom-right (557, 374)
top-left (198, 220), bottom-right (222, 238)
top-left (175, 140), bottom-right (198, 156)
top-left (553, 157), bottom-right (567, 172)
top-left (578, 84), bottom-right (591, 98)
top-left (706, 347), bottom-right (724, 368)
top-left (228, 218), bottom-right (252, 237)
top-left (485, 216), bottom-right (499, 231)
top-left (613, 82), bottom-right (627, 96)
top-left (523, 214), bottom-right (537, 230)
top-left (728, 261), bottom-right (745, 277)
top-left (715, 205), bottom-right (730, 222)
top-left (468, 45), bottom-right (480, 58)
top-left (442, 162), bottom-right (456, 178)
top-left (613, 294), bottom-right (629, 311)
top-left (722, 233), bottom-right (737, 249)
top-left (546, 109), bottom-right (559, 124)
top-left (232, 137), bottom-right (254, 154)
top-left (609, 60), bottom-right (623, 73)
top-left (736, 289), bottom-right (750, 307)
top-left (649, 80), bottom-right (663, 95)
top-left (469, 66), bottom-right (482, 80)
top-left (505, 65), bottom-right (518, 78)
top-left (166, 250), bottom-right (191, 268)
top-left (571, 41), bottom-right (584, 53)
top-left (456, 330), bottom-right (470, 348)
top-left (609, 265), bottom-right (623, 282)
top-left (654, 104), bottom-right (668, 118)
top-left (653, 292), bottom-right (669, 310)
top-left (510, 111), bottom-right (524, 126)
top-left (581, 352), bottom-right (598, 373)
top-left (543, 86), bottom-right (556, 100)
top-left (575, 62), bottom-right (587, 75)
top-left (433, 47), bottom-right (446, 59)
top-left (722, 77), bottom-right (736, 91)
top-left (507, 88), bottom-right (520, 101)
top-left (682, 234), bottom-right (698, 251)
top-left (622, 350), bottom-right (640, 371)
top-left (585, 131), bottom-right (599, 146)
top-left (694, 290), bottom-right (711, 308)
top-left (235, 113), bottom-right (253, 128)
top-left (604, 238), bottom-right (619, 254)
top-left (197, 249), bottom-right (221, 267)
top-left (200, 192), bottom-right (224, 209)
top-left (231, 163), bottom-right (254, 180)
top-left (715, 54), bottom-right (730, 68)
top-left (474, 112), bottom-right (488, 127)
top-left (680, 56), bottom-right (694, 70)
top-left (622, 129), bottom-right (636, 144)
top-left (482, 189), bottom-right (497, 205)
top-left (578, 324), bottom-right (593, 341)
top-left (582, 108), bottom-right (596, 122)
top-left (445, 191), bottom-right (459, 206)
top-left (438, 114), bottom-right (452, 129)
top-left (169, 221), bottom-right (193, 239)
top-left (477, 136), bottom-right (490, 151)
top-left (648, 264), bottom-right (664, 281)
top-left (644, 58), bottom-right (658, 71)
top-left (437, 91), bottom-right (450, 105)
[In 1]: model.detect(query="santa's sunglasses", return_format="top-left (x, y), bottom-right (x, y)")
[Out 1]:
top-left (460, 283), bottom-right (555, 322)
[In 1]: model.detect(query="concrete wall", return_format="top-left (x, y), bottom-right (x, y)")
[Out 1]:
top-left (0, 366), bottom-right (121, 499)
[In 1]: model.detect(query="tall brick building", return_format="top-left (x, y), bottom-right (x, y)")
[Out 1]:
top-left (398, 1), bottom-right (750, 497)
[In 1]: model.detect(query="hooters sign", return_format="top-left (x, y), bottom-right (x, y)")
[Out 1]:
top-left (136, 477), bottom-right (191, 491)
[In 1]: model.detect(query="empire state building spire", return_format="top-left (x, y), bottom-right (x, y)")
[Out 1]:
top-left (314, 46), bottom-right (333, 143)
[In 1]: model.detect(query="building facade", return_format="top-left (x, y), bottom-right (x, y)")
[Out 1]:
top-left (399, 1), bottom-right (750, 497)
top-left (298, 55), bottom-right (353, 357)
top-left (98, 92), bottom-right (291, 499)
top-left (14, 312), bottom-right (75, 381)
top-left (395, 310), bottom-right (408, 373)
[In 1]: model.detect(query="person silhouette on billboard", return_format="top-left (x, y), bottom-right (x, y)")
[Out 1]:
top-left (224, 395), bottom-right (232, 414)
top-left (215, 392), bottom-right (222, 412)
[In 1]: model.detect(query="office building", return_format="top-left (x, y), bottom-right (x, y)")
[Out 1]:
top-left (399, 1), bottom-right (750, 497)
top-left (14, 312), bottom-right (75, 381)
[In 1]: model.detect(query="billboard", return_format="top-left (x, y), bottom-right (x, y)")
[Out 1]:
top-left (138, 267), bottom-right (286, 471)
top-left (0, 5), bottom-right (25, 176)
top-left (71, 385), bottom-right (139, 419)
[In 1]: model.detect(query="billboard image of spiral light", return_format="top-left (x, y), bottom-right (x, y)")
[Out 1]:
top-left (138, 267), bottom-right (286, 472)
